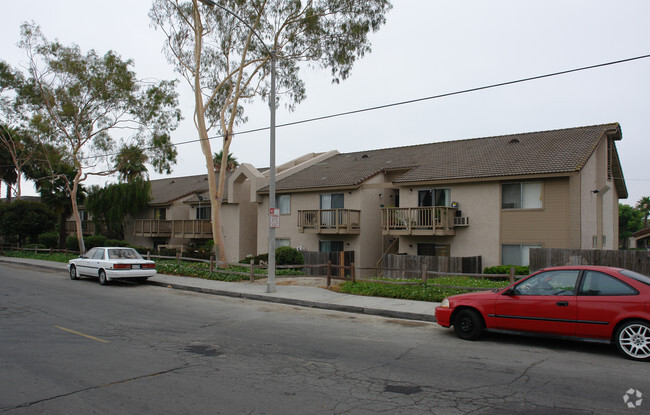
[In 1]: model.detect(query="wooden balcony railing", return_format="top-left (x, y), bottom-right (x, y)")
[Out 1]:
top-left (298, 209), bottom-right (361, 234)
top-left (133, 219), bottom-right (212, 239)
top-left (381, 207), bottom-right (469, 236)
top-left (65, 220), bottom-right (97, 235)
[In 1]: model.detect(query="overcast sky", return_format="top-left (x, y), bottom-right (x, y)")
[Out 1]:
top-left (2, 1), bottom-right (648, 206)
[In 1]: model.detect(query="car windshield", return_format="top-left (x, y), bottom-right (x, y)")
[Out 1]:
top-left (108, 248), bottom-right (142, 260)
top-left (619, 269), bottom-right (650, 286)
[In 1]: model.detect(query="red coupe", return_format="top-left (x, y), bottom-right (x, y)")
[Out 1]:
top-left (435, 266), bottom-right (650, 361)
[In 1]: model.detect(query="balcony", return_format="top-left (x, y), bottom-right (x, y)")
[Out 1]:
top-left (65, 220), bottom-right (98, 236)
top-left (381, 207), bottom-right (469, 236)
top-left (133, 219), bottom-right (212, 239)
top-left (298, 209), bottom-right (361, 234)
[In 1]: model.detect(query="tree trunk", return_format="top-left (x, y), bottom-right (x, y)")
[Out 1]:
top-left (192, 4), bottom-right (227, 265)
top-left (70, 172), bottom-right (86, 253)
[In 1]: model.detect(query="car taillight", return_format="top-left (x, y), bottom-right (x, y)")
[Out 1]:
top-left (113, 264), bottom-right (131, 269)
top-left (142, 263), bottom-right (156, 269)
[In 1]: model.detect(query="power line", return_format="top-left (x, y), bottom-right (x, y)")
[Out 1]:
top-left (197, 53), bottom-right (650, 142)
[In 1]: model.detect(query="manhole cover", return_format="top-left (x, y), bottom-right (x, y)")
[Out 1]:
top-left (384, 384), bottom-right (422, 395)
top-left (185, 345), bottom-right (222, 357)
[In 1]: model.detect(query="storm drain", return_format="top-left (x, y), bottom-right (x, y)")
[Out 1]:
top-left (185, 345), bottom-right (222, 357)
top-left (384, 384), bottom-right (422, 395)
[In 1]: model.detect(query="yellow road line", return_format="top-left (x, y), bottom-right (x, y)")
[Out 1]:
top-left (55, 326), bottom-right (109, 343)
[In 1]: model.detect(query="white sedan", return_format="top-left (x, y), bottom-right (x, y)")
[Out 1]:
top-left (68, 247), bottom-right (156, 285)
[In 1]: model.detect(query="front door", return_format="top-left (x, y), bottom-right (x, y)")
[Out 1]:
top-left (494, 270), bottom-right (580, 336)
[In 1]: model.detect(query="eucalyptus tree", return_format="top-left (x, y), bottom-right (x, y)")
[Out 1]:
top-left (150, 0), bottom-right (392, 262)
top-left (14, 23), bottom-right (181, 252)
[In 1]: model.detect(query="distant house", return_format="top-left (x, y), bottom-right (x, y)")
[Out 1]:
top-left (250, 123), bottom-right (627, 270)
top-left (127, 172), bottom-right (258, 262)
top-left (631, 227), bottom-right (650, 249)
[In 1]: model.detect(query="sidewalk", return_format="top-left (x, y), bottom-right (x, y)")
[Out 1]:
top-left (0, 256), bottom-right (438, 323)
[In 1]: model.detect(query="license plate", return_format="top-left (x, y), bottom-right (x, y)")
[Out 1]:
top-left (132, 264), bottom-right (141, 269)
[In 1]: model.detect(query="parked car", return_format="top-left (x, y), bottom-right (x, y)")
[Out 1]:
top-left (435, 266), bottom-right (650, 361)
top-left (68, 247), bottom-right (156, 285)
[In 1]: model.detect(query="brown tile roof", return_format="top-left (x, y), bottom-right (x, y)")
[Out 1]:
top-left (149, 173), bottom-right (232, 205)
top-left (269, 123), bottom-right (626, 195)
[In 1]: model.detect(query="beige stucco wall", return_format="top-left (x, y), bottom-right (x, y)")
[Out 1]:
top-left (395, 182), bottom-right (502, 268)
top-left (579, 138), bottom-right (618, 250)
top-left (256, 182), bottom-right (385, 274)
top-left (501, 178), bottom-right (571, 249)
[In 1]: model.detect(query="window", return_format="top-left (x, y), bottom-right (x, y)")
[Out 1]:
top-left (320, 193), bottom-right (344, 209)
top-left (92, 249), bottom-right (105, 260)
top-left (514, 270), bottom-right (580, 296)
top-left (80, 210), bottom-right (89, 221)
top-left (417, 243), bottom-right (450, 257)
top-left (502, 182), bottom-right (542, 209)
top-left (275, 238), bottom-right (290, 248)
top-left (418, 189), bottom-right (450, 207)
top-left (154, 208), bottom-right (166, 220)
top-left (578, 271), bottom-right (638, 296)
top-left (319, 240), bottom-right (344, 252)
top-left (84, 248), bottom-right (98, 259)
top-left (502, 244), bottom-right (541, 266)
top-left (276, 195), bottom-right (291, 214)
top-left (196, 206), bottom-right (211, 220)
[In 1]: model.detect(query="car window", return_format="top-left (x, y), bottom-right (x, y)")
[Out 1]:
top-left (578, 271), bottom-right (638, 296)
top-left (92, 249), bottom-right (105, 260)
top-left (514, 270), bottom-right (580, 296)
top-left (108, 249), bottom-right (141, 260)
top-left (619, 269), bottom-right (650, 286)
top-left (84, 248), bottom-right (97, 258)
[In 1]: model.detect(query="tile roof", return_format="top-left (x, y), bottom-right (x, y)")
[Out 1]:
top-left (149, 173), bottom-right (231, 205)
top-left (270, 123), bottom-right (624, 193)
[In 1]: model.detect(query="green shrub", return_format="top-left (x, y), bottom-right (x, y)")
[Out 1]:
top-left (483, 265), bottom-right (529, 275)
top-left (38, 232), bottom-right (59, 249)
top-left (239, 253), bottom-right (269, 265)
top-left (106, 239), bottom-right (129, 247)
top-left (66, 235), bottom-right (79, 251)
top-left (85, 235), bottom-right (107, 249)
top-left (276, 246), bottom-right (304, 266)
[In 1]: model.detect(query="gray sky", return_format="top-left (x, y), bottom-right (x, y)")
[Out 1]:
top-left (2, 1), bottom-right (648, 206)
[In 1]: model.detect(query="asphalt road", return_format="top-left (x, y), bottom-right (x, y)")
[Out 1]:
top-left (0, 263), bottom-right (647, 414)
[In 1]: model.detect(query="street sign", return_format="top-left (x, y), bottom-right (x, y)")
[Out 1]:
top-left (270, 208), bottom-right (280, 228)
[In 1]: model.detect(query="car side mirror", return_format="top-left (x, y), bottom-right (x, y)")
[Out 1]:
top-left (502, 287), bottom-right (516, 296)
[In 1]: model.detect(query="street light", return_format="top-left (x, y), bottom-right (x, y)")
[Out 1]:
top-left (197, 0), bottom-right (278, 292)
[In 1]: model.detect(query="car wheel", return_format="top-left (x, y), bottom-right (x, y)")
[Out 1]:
top-left (453, 309), bottom-right (484, 340)
top-left (98, 270), bottom-right (109, 286)
top-left (615, 320), bottom-right (650, 361)
top-left (69, 265), bottom-right (78, 280)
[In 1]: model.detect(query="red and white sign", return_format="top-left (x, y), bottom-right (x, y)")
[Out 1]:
top-left (270, 208), bottom-right (280, 228)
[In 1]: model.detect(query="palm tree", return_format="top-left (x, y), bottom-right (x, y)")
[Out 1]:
top-left (115, 145), bottom-right (149, 183)
top-left (0, 125), bottom-right (20, 200)
top-left (637, 196), bottom-right (650, 228)
top-left (213, 150), bottom-right (239, 172)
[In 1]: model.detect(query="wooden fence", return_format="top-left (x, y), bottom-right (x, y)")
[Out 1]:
top-left (529, 248), bottom-right (650, 275)
top-left (380, 254), bottom-right (482, 278)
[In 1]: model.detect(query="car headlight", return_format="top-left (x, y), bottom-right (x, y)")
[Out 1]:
top-left (441, 298), bottom-right (450, 308)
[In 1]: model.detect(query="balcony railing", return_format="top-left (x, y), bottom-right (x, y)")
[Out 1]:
top-left (298, 209), bottom-right (361, 234)
top-left (381, 207), bottom-right (469, 236)
top-left (133, 219), bottom-right (212, 239)
top-left (65, 220), bottom-right (97, 236)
